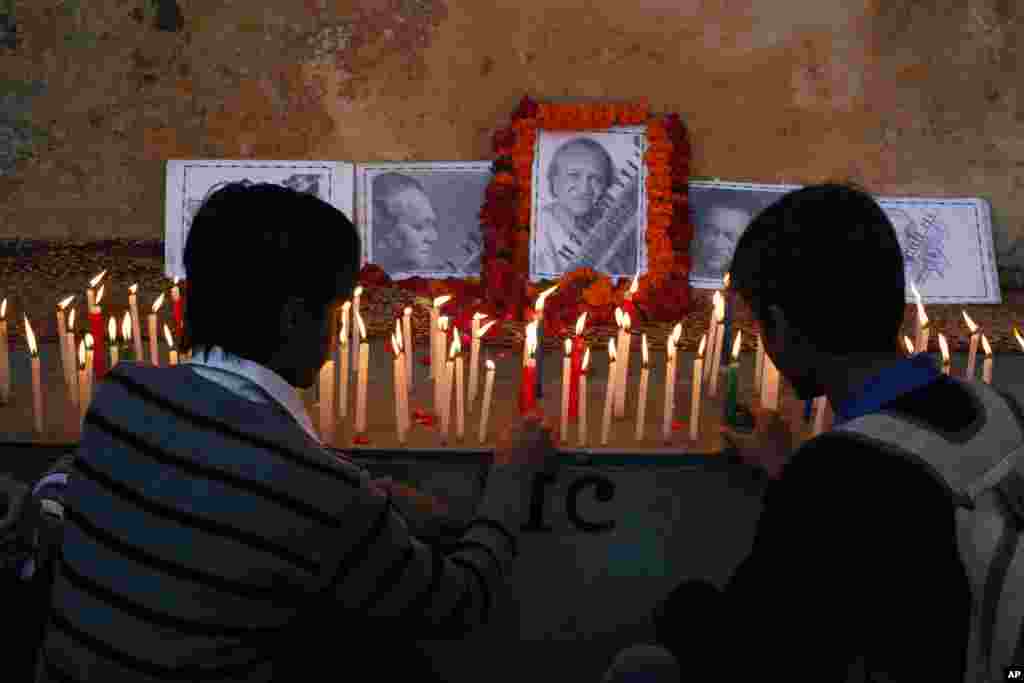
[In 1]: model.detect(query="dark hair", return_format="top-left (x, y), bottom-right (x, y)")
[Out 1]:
top-left (372, 173), bottom-right (427, 241)
top-left (547, 138), bottom-right (615, 198)
top-left (728, 181), bottom-right (905, 354)
top-left (181, 182), bottom-right (360, 364)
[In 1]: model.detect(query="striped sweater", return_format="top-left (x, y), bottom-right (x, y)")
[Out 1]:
top-left (36, 361), bottom-right (534, 683)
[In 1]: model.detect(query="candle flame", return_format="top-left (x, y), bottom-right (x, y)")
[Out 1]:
top-left (340, 307), bottom-right (349, 342)
top-left (526, 320), bottom-right (538, 357)
top-left (85, 333), bottom-right (94, 350)
top-left (395, 319), bottom-right (403, 351)
top-left (356, 311), bottom-right (367, 341)
top-left (163, 323), bottom-right (175, 349)
top-left (1015, 327), bottom-right (1024, 352)
top-left (108, 316), bottom-right (117, 343)
top-left (608, 337), bottom-right (617, 362)
top-left (89, 270), bottom-right (108, 288)
top-left (95, 283), bottom-right (105, 305)
top-left (173, 276), bottom-right (180, 286)
top-left (641, 333), bottom-right (649, 366)
top-left (938, 333), bottom-right (949, 363)
top-left (58, 295), bottom-right (74, 311)
top-left (575, 311), bottom-right (587, 336)
top-left (0, 298), bottom-right (5, 319)
top-left (622, 312), bottom-right (631, 331)
top-left (477, 320), bottom-right (496, 338)
top-left (723, 272), bottom-right (731, 288)
top-left (903, 335), bottom-right (915, 354)
top-left (472, 311), bottom-right (488, 321)
top-left (438, 315), bottom-right (448, 332)
top-left (731, 330), bottom-right (742, 359)
top-left (564, 338), bottom-right (572, 356)
top-left (535, 284), bottom-right (558, 312)
top-left (129, 283), bottom-right (138, 294)
top-left (712, 290), bottom-right (721, 309)
top-left (671, 322), bottom-right (682, 345)
top-left (628, 274), bottom-right (639, 296)
top-left (697, 333), bottom-right (707, 358)
top-left (151, 292), bottom-right (165, 313)
top-left (450, 331), bottom-right (461, 359)
top-left (354, 285), bottom-right (364, 298)
top-left (78, 339), bottom-right (85, 368)
top-left (910, 281), bottom-right (928, 325)
top-left (486, 359), bottom-right (495, 371)
top-left (392, 332), bottom-right (401, 358)
top-left (404, 306), bottom-right (412, 316)
top-left (615, 307), bottom-right (624, 327)
top-left (68, 308), bottom-right (76, 329)
top-left (342, 300), bottom-right (351, 314)
top-left (24, 316), bottom-right (37, 356)
top-left (121, 312), bottom-right (132, 342)
top-left (962, 310), bottom-right (978, 333)
top-left (433, 294), bottom-right (452, 308)
top-left (582, 346), bottom-right (591, 372)
top-left (982, 333), bottom-right (992, 356)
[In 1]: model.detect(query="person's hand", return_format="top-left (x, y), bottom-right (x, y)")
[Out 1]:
top-left (369, 477), bottom-right (450, 519)
top-left (720, 404), bottom-right (796, 481)
top-left (493, 410), bottom-right (558, 472)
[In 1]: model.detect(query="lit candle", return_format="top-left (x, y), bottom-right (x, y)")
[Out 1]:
top-left (478, 359), bottom-right (496, 444)
top-left (0, 298), bottom-right (7, 404)
top-left (120, 312), bottom-right (134, 362)
top-left (24, 316), bottom-right (43, 433)
top-left (403, 306), bottom-right (413, 392)
top-left (77, 339), bottom-right (88, 424)
top-left (148, 292), bottom-right (165, 366)
top-left (662, 323), bottom-right (682, 443)
top-left (354, 311), bottom-right (369, 436)
top-left (352, 285), bottom-right (364, 374)
top-left (338, 302), bottom-right (350, 419)
top-left (392, 330), bottom-right (405, 444)
top-left (903, 335), bottom-right (915, 356)
top-left (689, 333), bottom-right (707, 442)
top-left (910, 281), bottom-right (930, 353)
top-left (614, 308), bottom-right (626, 415)
top-left (569, 311), bottom-right (587, 420)
top-left (963, 311), bottom-right (981, 380)
top-left (129, 284), bottom-right (144, 364)
top-left (1015, 327), bottom-right (1024, 358)
top-left (66, 309), bottom-right (78, 408)
top-left (708, 294), bottom-right (726, 397)
top-left (635, 333), bottom-right (650, 441)
top-left (318, 321), bottom-right (338, 441)
top-left (578, 347), bottom-right (591, 447)
top-left (981, 334), bottom-right (993, 384)
top-left (435, 316), bottom-right (449, 417)
top-left (170, 277), bottom-right (183, 337)
top-left (469, 318), bottom-right (495, 408)
top-left (56, 295), bottom-right (75, 397)
top-left (454, 330), bottom-right (465, 442)
top-left (533, 285), bottom-right (558, 399)
top-left (84, 333), bottom-right (94, 407)
top-left (89, 282), bottom-right (107, 381)
top-left (441, 337), bottom-right (456, 443)
top-left (616, 312), bottom-right (632, 418)
top-left (163, 323), bottom-right (178, 366)
top-left (601, 338), bottom-right (618, 446)
top-left (753, 332), bottom-right (765, 396)
top-left (938, 332), bottom-right (950, 375)
top-left (519, 321), bottom-right (538, 415)
top-left (561, 338), bottom-right (572, 443)
top-left (724, 330), bottom-right (743, 425)
top-left (394, 319), bottom-right (409, 440)
top-left (811, 396), bottom-right (831, 436)
top-left (704, 291), bottom-right (721, 384)
top-left (721, 272), bottom-right (733, 366)
top-left (761, 351), bottom-right (780, 411)
top-left (108, 316), bottom-right (119, 369)
top-left (431, 295), bottom-right (452, 382)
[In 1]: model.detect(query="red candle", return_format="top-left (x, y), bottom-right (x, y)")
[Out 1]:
top-left (172, 278), bottom-right (184, 338)
top-left (89, 283), bottom-right (108, 381)
top-left (519, 320), bottom-right (538, 415)
top-left (568, 311), bottom-right (587, 420)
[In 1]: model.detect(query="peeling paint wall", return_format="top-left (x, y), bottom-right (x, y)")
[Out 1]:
top-left (0, 0), bottom-right (1021, 282)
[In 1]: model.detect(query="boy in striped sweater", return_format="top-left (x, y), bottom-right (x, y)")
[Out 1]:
top-left (35, 182), bottom-right (558, 683)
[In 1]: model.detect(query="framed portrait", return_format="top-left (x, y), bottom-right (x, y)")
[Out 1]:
top-left (164, 159), bottom-right (354, 281)
top-left (529, 127), bottom-right (648, 282)
top-left (356, 162), bottom-right (491, 280)
top-left (687, 180), bottom-right (1001, 304)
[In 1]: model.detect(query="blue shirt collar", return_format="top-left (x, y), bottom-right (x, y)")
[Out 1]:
top-left (832, 353), bottom-right (943, 426)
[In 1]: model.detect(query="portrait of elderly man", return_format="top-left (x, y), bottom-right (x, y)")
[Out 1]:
top-left (372, 172), bottom-right (441, 275)
top-left (689, 191), bottom-right (757, 283)
top-left (533, 136), bottom-right (639, 278)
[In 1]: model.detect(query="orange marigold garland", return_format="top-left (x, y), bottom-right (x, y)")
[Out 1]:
top-left (480, 95), bottom-right (694, 329)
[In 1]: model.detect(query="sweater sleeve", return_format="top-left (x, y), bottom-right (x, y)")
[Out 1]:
top-left (718, 438), bottom-right (969, 680)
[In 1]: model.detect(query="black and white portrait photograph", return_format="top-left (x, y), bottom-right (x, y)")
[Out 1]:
top-left (358, 162), bottom-right (490, 280)
top-left (164, 160), bottom-right (354, 281)
top-left (529, 128), bottom-right (647, 281)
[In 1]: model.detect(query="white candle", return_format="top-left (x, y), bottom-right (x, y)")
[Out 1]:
top-left (613, 308), bottom-right (626, 417)
top-left (578, 348), bottom-right (591, 447)
top-left (708, 301), bottom-right (725, 398)
top-left (354, 312), bottom-right (369, 435)
top-left (84, 334), bottom-right (94, 401)
top-left (441, 355), bottom-right (454, 444)
top-left (398, 347), bottom-right (409, 442)
top-left (434, 316), bottom-right (448, 417)
top-left (689, 333), bottom-right (707, 442)
top-left (981, 334), bottom-right (993, 384)
top-left (0, 302), bottom-right (8, 404)
top-left (963, 311), bottom-right (980, 379)
top-left (938, 332), bottom-right (950, 375)
top-left (616, 314), bottom-right (632, 418)
top-left (455, 340), bottom-right (465, 442)
top-left (129, 284), bottom-right (144, 364)
top-left (561, 338), bottom-right (572, 443)
top-left (319, 354), bottom-right (336, 443)
top-left (108, 316), bottom-right (119, 369)
top-left (469, 316), bottom-right (493, 407)
top-left (704, 291), bottom-right (721, 384)
top-left (352, 285), bottom-right (363, 374)
top-left (24, 317), bottom-right (43, 433)
top-left (635, 334), bottom-right (650, 441)
top-left (753, 333), bottom-right (765, 395)
top-left (56, 296), bottom-right (74, 398)
top-left (163, 323), bottom-right (178, 366)
top-left (338, 302), bottom-right (350, 419)
top-left (431, 295), bottom-right (451, 382)
top-left (392, 331), bottom-right (404, 444)
top-left (478, 360), bottom-right (496, 443)
top-left (65, 310), bottom-right (78, 407)
top-left (761, 352), bottom-right (780, 411)
top-left (148, 292), bottom-right (165, 366)
top-left (78, 340), bottom-right (88, 425)
top-left (663, 323), bottom-right (682, 443)
top-left (403, 306), bottom-right (414, 392)
top-left (601, 338), bottom-right (617, 446)
top-left (903, 335), bottom-right (915, 356)
top-left (811, 396), bottom-right (830, 436)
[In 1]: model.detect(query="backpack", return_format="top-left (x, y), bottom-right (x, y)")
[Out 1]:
top-left (831, 379), bottom-right (1024, 683)
top-left (0, 455), bottom-right (74, 681)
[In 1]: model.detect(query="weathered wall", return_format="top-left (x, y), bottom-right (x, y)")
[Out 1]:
top-left (0, 0), bottom-right (1022, 280)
